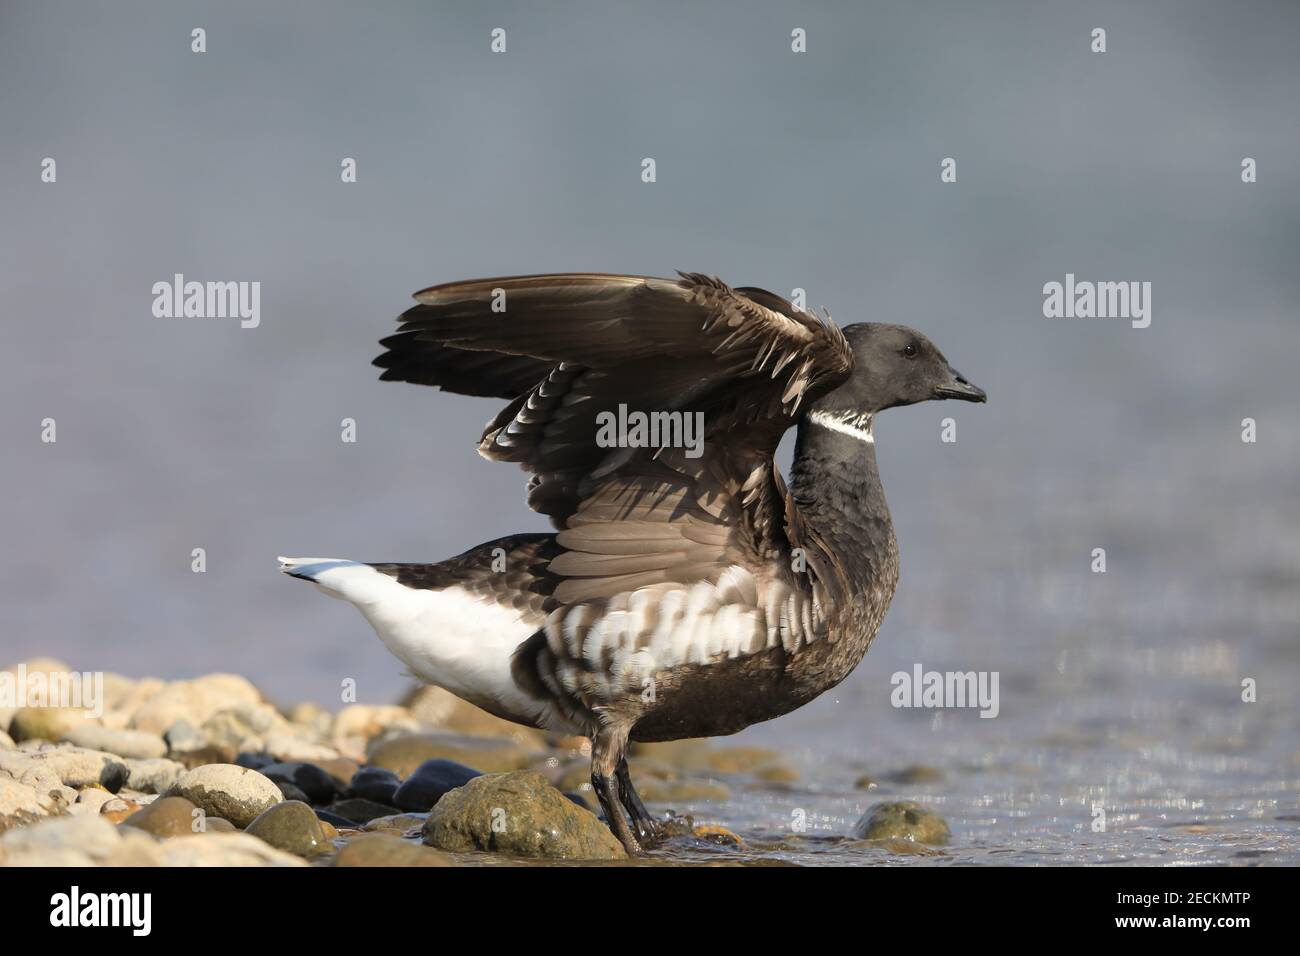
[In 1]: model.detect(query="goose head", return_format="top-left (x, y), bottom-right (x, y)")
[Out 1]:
top-left (815, 323), bottom-right (986, 419)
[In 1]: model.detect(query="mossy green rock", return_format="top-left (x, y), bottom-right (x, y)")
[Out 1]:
top-left (245, 800), bottom-right (331, 858)
top-left (851, 800), bottom-right (951, 845)
top-left (422, 770), bottom-right (625, 860)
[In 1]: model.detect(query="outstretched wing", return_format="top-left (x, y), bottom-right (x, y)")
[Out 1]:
top-left (375, 273), bottom-right (855, 706)
top-left (375, 272), bottom-right (851, 514)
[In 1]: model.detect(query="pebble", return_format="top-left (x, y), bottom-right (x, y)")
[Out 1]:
top-left (637, 778), bottom-right (731, 803)
top-left (0, 814), bottom-right (164, 866)
top-left (121, 795), bottom-right (203, 837)
top-left (400, 685), bottom-right (548, 749)
top-left (259, 762), bottom-right (342, 805)
top-left (263, 734), bottom-right (339, 763)
top-left (8, 708), bottom-right (91, 743)
top-left (0, 744), bottom-right (129, 791)
top-left (164, 763), bottom-right (283, 829)
top-left (99, 797), bottom-right (142, 825)
top-left (422, 770), bottom-right (625, 860)
top-left (367, 732), bottom-right (537, 777)
top-left (361, 813), bottom-right (428, 836)
top-left (326, 797), bottom-right (401, 825)
top-left (0, 776), bottom-right (59, 832)
top-left (314, 757), bottom-right (361, 789)
top-left (70, 786), bottom-right (116, 816)
top-left (128, 673), bottom-right (265, 736)
top-left (200, 703), bottom-right (293, 752)
top-left (335, 832), bottom-right (455, 867)
top-left (61, 725), bottom-right (167, 760)
top-left (886, 765), bottom-right (944, 785)
top-left (123, 758), bottom-right (185, 794)
top-left (851, 801), bottom-right (951, 845)
top-left (245, 800), bottom-right (332, 858)
top-left (349, 766), bottom-right (401, 804)
top-left (314, 808), bottom-right (357, 829)
top-left (752, 763), bottom-right (800, 784)
top-left (392, 759), bottom-right (481, 812)
top-left (163, 718), bottom-right (206, 754)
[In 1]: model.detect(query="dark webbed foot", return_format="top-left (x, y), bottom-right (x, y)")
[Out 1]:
top-left (617, 756), bottom-right (665, 847)
top-left (591, 769), bottom-right (643, 855)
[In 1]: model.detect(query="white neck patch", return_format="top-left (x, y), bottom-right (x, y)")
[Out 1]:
top-left (808, 410), bottom-right (874, 443)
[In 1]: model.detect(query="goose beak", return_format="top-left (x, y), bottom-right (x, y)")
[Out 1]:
top-left (934, 368), bottom-right (986, 403)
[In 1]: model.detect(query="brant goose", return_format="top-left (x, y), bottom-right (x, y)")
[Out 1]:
top-left (280, 272), bottom-right (985, 853)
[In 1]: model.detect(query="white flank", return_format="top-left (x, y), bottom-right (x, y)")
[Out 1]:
top-left (808, 409), bottom-right (874, 443)
top-left (277, 557), bottom-right (571, 732)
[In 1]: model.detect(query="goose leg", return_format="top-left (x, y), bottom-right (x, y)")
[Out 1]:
top-left (590, 725), bottom-right (642, 855)
top-left (616, 756), bottom-right (663, 845)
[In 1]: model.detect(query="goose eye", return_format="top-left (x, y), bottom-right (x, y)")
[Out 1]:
top-left (902, 343), bottom-right (918, 358)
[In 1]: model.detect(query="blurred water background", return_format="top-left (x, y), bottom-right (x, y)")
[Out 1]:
top-left (2, 1), bottom-right (1297, 863)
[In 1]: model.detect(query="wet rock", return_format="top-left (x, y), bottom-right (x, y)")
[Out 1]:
top-left (259, 762), bottom-right (341, 805)
top-left (61, 725), bottom-right (167, 760)
top-left (123, 758), bottom-right (185, 794)
top-left (853, 775), bottom-right (877, 789)
top-left (361, 812), bottom-right (428, 836)
top-left (637, 778), bottom-right (730, 803)
top-left (753, 763), bottom-right (800, 784)
top-left (349, 766), bottom-right (400, 804)
top-left (8, 707), bottom-right (90, 743)
top-left (326, 797), bottom-right (401, 825)
top-left (121, 795), bottom-right (203, 837)
top-left (628, 738), bottom-right (712, 767)
top-left (367, 733), bottom-right (536, 777)
top-left (401, 685), bottom-right (548, 748)
top-left (245, 800), bottom-right (331, 858)
top-left (563, 791), bottom-right (594, 813)
top-left (851, 801), bottom-right (951, 845)
top-left (692, 823), bottom-right (745, 846)
top-left (314, 808), bottom-right (357, 829)
top-left (886, 765), bottom-right (944, 785)
top-left (336, 832), bottom-right (455, 867)
top-left (164, 763), bottom-right (282, 828)
top-left (699, 746), bottom-right (781, 774)
top-left (392, 759), bottom-right (482, 812)
top-left (422, 770), bottom-right (625, 860)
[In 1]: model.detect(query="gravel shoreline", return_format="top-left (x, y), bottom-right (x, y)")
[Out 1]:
top-left (0, 658), bottom-right (948, 866)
